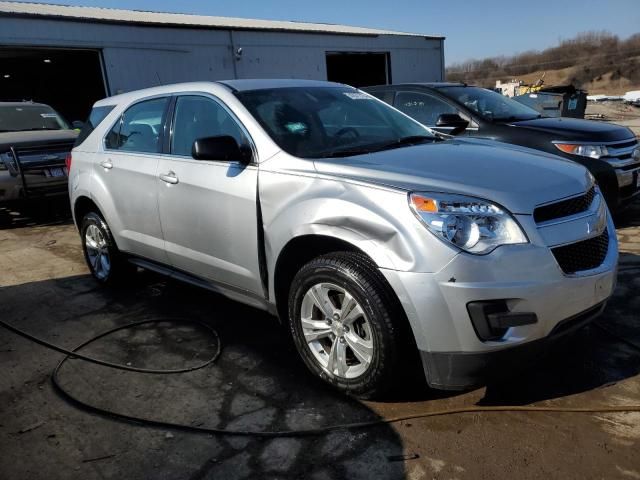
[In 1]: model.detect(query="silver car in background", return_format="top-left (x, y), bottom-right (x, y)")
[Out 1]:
top-left (69, 80), bottom-right (618, 398)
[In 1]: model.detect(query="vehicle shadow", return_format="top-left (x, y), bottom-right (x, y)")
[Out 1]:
top-left (0, 198), bottom-right (72, 229)
top-left (613, 198), bottom-right (640, 229)
top-left (480, 251), bottom-right (640, 406)
top-left (0, 270), bottom-right (408, 480)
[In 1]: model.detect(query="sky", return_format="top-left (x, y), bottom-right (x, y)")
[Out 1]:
top-left (14, 0), bottom-right (640, 65)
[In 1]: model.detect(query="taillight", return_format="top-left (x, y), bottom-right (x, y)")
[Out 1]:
top-left (65, 152), bottom-right (72, 171)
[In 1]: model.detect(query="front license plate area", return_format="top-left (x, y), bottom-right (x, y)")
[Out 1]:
top-left (594, 275), bottom-right (613, 303)
top-left (44, 167), bottom-right (67, 178)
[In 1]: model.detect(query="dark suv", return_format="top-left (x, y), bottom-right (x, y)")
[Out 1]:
top-left (0, 101), bottom-right (78, 203)
top-left (364, 83), bottom-right (640, 211)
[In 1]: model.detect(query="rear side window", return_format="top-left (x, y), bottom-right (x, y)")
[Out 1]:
top-left (105, 97), bottom-right (168, 153)
top-left (366, 89), bottom-right (394, 104)
top-left (394, 91), bottom-right (458, 126)
top-left (74, 105), bottom-right (115, 147)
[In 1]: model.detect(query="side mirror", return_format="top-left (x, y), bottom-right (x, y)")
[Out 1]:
top-left (435, 113), bottom-right (469, 135)
top-left (71, 120), bottom-right (84, 130)
top-left (192, 135), bottom-right (252, 163)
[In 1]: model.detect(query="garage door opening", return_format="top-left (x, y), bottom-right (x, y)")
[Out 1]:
top-left (0, 47), bottom-right (107, 124)
top-left (326, 52), bottom-right (391, 88)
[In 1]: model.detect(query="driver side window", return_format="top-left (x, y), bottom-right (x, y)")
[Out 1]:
top-left (394, 91), bottom-right (457, 126)
top-left (171, 95), bottom-right (245, 157)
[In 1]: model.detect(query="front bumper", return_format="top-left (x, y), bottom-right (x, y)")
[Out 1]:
top-left (421, 301), bottom-right (606, 390)
top-left (0, 170), bottom-right (68, 202)
top-left (381, 211), bottom-right (618, 390)
top-left (614, 165), bottom-right (640, 207)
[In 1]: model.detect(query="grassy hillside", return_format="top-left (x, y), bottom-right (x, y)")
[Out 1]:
top-left (447, 31), bottom-right (640, 94)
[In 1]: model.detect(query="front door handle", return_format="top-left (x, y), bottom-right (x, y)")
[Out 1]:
top-left (159, 171), bottom-right (179, 185)
top-left (100, 159), bottom-right (113, 170)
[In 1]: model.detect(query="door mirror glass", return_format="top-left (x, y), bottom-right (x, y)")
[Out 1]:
top-left (71, 120), bottom-right (84, 130)
top-left (192, 135), bottom-right (251, 163)
top-left (436, 113), bottom-right (469, 135)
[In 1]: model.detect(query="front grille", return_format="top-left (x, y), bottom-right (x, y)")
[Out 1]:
top-left (534, 186), bottom-right (596, 223)
top-left (551, 229), bottom-right (609, 274)
top-left (12, 142), bottom-right (74, 170)
top-left (603, 138), bottom-right (639, 163)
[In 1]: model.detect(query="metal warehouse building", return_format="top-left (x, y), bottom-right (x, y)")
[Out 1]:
top-left (0, 1), bottom-right (444, 123)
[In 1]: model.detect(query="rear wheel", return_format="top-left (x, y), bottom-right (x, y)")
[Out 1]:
top-left (288, 252), bottom-right (404, 399)
top-left (80, 212), bottom-right (132, 284)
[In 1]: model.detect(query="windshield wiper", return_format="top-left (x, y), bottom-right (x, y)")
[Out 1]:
top-left (372, 135), bottom-right (436, 151)
top-left (493, 115), bottom-right (540, 122)
top-left (319, 135), bottom-right (436, 158)
top-left (24, 127), bottom-right (58, 131)
top-left (319, 147), bottom-right (380, 158)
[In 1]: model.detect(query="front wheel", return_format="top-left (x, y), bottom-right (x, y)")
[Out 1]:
top-left (288, 252), bottom-right (404, 399)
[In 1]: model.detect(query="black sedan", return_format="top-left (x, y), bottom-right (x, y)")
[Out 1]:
top-left (364, 83), bottom-right (640, 211)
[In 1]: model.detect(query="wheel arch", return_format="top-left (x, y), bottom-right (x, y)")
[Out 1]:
top-left (73, 195), bottom-right (103, 230)
top-left (273, 234), bottom-right (363, 323)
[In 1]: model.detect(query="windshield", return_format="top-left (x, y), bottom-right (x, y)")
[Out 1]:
top-left (438, 86), bottom-right (541, 122)
top-left (235, 87), bottom-right (435, 158)
top-left (0, 104), bottom-right (70, 132)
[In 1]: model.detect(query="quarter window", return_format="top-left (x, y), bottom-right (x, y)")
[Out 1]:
top-left (171, 96), bottom-right (245, 157)
top-left (394, 91), bottom-right (458, 126)
top-left (105, 97), bottom-right (168, 153)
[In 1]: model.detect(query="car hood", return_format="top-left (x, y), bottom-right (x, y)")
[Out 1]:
top-left (509, 116), bottom-right (634, 143)
top-left (313, 138), bottom-right (592, 215)
top-left (0, 130), bottom-right (78, 151)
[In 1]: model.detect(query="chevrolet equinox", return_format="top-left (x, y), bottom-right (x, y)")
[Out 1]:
top-left (69, 80), bottom-right (618, 398)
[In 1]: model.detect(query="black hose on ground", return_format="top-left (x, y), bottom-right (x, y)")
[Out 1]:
top-left (2, 317), bottom-right (640, 438)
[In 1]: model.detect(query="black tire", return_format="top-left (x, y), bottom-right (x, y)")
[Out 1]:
top-left (80, 212), bottom-right (133, 285)
top-left (288, 251), bottom-right (406, 399)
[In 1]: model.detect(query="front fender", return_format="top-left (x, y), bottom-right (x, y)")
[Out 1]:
top-left (260, 168), bottom-right (458, 301)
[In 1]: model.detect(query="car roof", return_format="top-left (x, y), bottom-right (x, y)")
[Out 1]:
top-left (218, 79), bottom-right (347, 92)
top-left (366, 82), bottom-right (468, 89)
top-left (94, 79), bottom-right (352, 107)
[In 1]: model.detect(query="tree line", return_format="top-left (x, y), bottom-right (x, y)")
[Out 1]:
top-left (446, 31), bottom-right (640, 88)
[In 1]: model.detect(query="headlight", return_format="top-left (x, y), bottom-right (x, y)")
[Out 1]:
top-left (409, 192), bottom-right (528, 254)
top-left (554, 143), bottom-right (608, 159)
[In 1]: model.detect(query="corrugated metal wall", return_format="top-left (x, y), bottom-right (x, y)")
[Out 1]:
top-left (0, 16), bottom-right (444, 95)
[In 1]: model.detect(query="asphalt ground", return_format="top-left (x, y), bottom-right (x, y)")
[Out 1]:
top-left (1, 198), bottom-right (639, 480)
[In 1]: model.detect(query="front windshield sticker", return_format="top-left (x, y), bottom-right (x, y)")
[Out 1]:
top-left (343, 92), bottom-right (372, 100)
top-left (284, 122), bottom-right (308, 134)
top-left (40, 113), bottom-right (58, 118)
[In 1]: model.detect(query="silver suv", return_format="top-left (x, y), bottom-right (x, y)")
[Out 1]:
top-left (69, 80), bottom-right (618, 398)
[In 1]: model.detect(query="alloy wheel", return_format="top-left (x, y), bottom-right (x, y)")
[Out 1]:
top-left (300, 282), bottom-right (374, 379)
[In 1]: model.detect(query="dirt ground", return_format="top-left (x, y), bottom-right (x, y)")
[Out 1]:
top-left (585, 102), bottom-right (640, 137)
top-left (1, 198), bottom-right (640, 480)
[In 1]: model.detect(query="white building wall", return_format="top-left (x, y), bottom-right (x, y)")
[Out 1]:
top-left (0, 16), bottom-right (444, 94)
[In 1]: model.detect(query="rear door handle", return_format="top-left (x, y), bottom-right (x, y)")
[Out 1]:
top-left (100, 160), bottom-right (113, 170)
top-left (159, 171), bottom-right (179, 185)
